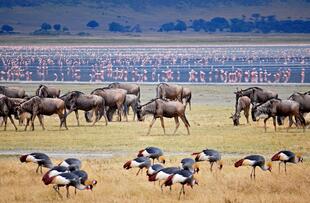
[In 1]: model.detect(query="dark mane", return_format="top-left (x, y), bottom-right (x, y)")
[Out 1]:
top-left (241, 87), bottom-right (263, 92)
top-left (157, 83), bottom-right (168, 87)
top-left (142, 98), bottom-right (169, 107)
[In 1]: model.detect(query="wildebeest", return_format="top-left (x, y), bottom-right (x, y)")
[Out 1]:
top-left (137, 98), bottom-right (190, 135)
top-left (88, 88), bottom-right (127, 122)
top-left (252, 98), bottom-right (305, 132)
top-left (0, 95), bottom-right (18, 131)
top-left (234, 87), bottom-right (278, 110)
top-left (108, 82), bottom-right (140, 101)
top-left (182, 87), bottom-right (192, 110)
top-left (36, 84), bottom-right (60, 98)
top-left (230, 96), bottom-right (251, 126)
top-left (60, 91), bottom-right (107, 126)
top-left (0, 86), bottom-right (26, 98)
top-left (17, 96), bottom-right (67, 130)
top-left (288, 92), bottom-right (310, 114)
top-left (124, 94), bottom-right (140, 121)
top-left (156, 83), bottom-right (183, 102)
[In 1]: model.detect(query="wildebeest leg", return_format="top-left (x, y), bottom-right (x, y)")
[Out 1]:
top-left (37, 114), bottom-right (45, 130)
top-left (92, 108), bottom-right (98, 126)
top-left (147, 118), bottom-right (156, 135)
top-left (245, 108), bottom-right (250, 124)
top-left (159, 117), bottom-right (165, 134)
top-left (287, 116), bottom-right (294, 132)
top-left (31, 113), bottom-right (38, 131)
top-left (8, 115), bottom-right (17, 131)
top-left (74, 110), bottom-right (80, 126)
top-left (180, 115), bottom-right (190, 135)
top-left (131, 104), bottom-right (136, 121)
top-left (272, 116), bottom-right (276, 132)
top-left (263, 117), bottom-right (270, 132)
top-left (24, 118), bottom-right (30, 131)
top-left (3, 116), bottom-right (7, 131)
top-left (173, 116), bottom-right (180, 135)
top-left (117, 105), bottom-right (122, 122)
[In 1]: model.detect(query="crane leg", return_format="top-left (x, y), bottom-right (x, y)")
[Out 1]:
top-left (160, 183), bottom-right (164, 192)
top-left (284, 163), bottom-right (287, 174)
top-left (66, 185), bottom-right (70, 198)
top-left (136, 169), bottom-right (141, 176)
top-left (210, 162), bottom-right (214, 172)
top-left (53, 185), bottom-right (63, 198)
top-left (178, 186), bottom-right (183, 200)
top-left (36, 165), bottom-right (40, 173)
top-left (278, 162), bottom-right (281, 173)
top-left (253, 167), bottom-right (256, 180)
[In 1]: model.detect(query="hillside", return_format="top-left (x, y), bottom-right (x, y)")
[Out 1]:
top-left (0, 0), bottom-right (310, 35)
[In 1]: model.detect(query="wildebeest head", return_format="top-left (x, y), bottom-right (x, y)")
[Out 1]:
top-left (251, 100), bottom-right (276, 121)
top-left (136, 104), bottom-right (144, 121)
top-left (229, 113), bottom-right (240, 126)
top-left (37, 85), bottom-right (48, 98)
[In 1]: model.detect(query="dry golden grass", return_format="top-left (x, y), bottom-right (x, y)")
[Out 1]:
top-left (0, 156), bottom-right (310, 203)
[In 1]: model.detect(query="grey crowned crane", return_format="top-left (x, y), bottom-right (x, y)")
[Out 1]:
top-left (148, 167), bottom-right (180, 191)
top-left (123, 157), bottom-right (151, 175)
top-left (20, 152), bottom-right (53, 173)
top-left (180, 158), bottom-right (199, 174)
top-left (164, 169), bottom-right (198, 200)
top-left (235, 155), bottom-right (272, 179)
top-left (137, 147), bottom-right (166, 164)
top-left (271, 150), bottom-right (303, 173)
top-left (42, 166), bottom-right (69, 185)
top-left (58, 158), bottom-right (81, 171)
top-left (43, 172), bottom-right (92, 198)
top-left (146, 164), bottom-right (164, 176)
top-left (192, 149), bottom-right (223, 171)
top-left (72, 170), bottom-right (97, 194)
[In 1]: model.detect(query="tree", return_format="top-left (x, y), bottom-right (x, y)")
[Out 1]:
top-left (109, 22), bottom-right (126, 32)
top-left (175, 20), bottom-right (187, 32)
top-left (87, 20), bottom-right (99, 29)
top-left (41, 23), bottom-right (51, 31)
top-left (1, 24), bottom-right (14, 32)
top-left (53, 24), bottom-right (61, 31)
top-left (210, 17), bottom-right (229, 31)
top-left (191, 19), bottom-right (206, 32)
top-left (158, 22), bottom-right (175, 32)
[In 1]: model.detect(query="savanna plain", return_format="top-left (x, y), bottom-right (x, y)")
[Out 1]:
top-left (0, 83), bottom-right (310, 203)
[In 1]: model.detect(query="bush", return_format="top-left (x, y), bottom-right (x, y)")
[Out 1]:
top-left (158, 22), bottom-right (175, 32)
top-left (175, 20), bottom-right (187, 32)
top-left (41, 23), bottom-right (51, 31)
top-left (1, 24), bottom-right (14, 32)
top-left (87, 20), bottom-right (99, 29)
top-left (53, 24), bottom-right (61, 31)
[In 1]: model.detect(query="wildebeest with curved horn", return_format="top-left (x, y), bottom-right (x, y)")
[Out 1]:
top-left (36, 84), bottom-right (60, 98)
top-left (251, 98), bottom-right (305, 132)
top-left (136, 98), bottom-right (190, 135)
top-left (60, 91), bottom-right (107, 126)
top-left (0, 86), bottom-right (26, 98)
top-left (156, 83), bottom-right (183, 102)
top-left (17, 96), bottom-right (68, 130)
top-left (182, 87), bottom-right (192, 110)
top-left (0, 94), bottom-right (18, 131)
top-left (234, 87), bottom-right (278, 110)
top-left (230, 96), bottom-right (251, 126)
top-left (108, 82), bottom-right (140, 101)
top-left (87, 87), bottom-right (127, 122)
top-left (288, 92), bottom-right (310, 114)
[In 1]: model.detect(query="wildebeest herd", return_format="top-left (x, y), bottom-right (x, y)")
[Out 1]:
top-left (0, 83), bottom-right (193, 135)
top-left (231, 86), bottom-right (309, 132)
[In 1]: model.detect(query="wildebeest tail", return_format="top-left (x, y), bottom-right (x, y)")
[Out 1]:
top-left (187, 92), bottom-right (192, 110)
top-left (137, 87), bottom-right (141, 102)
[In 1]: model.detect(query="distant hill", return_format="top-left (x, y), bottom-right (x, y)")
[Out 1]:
top-left (0, 0), bottom-right (310, 35)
